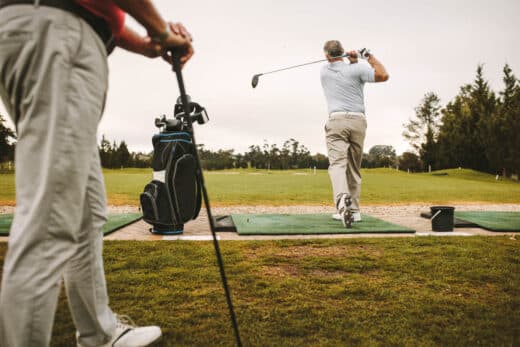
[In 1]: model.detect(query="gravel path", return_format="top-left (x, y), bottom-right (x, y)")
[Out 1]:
top-left (2, 203), bottom-right (520, 215)
top-left (105, 203), bottom-right (520, 215)
top-left (2, 204), bottom-right (519, 241)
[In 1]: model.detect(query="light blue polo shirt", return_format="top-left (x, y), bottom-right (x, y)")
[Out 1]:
top-left (320, 61), bottom-right (375, 114)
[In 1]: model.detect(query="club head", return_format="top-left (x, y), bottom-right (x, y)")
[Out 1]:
top-left (251, 74), bottom-right (262, 88)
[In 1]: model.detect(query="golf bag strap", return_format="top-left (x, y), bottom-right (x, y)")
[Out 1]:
top-left (0, 0), bottom-right (115, 54)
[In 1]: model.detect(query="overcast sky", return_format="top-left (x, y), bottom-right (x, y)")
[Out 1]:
top-left (1, 0), bottom-right (519, 155)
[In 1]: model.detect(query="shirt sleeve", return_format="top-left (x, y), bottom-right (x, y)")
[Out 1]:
top-left (358, 63), bottom-right (375, 83)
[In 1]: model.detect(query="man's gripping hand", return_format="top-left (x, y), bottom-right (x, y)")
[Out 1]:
top-left (358, 48), bottom-right (372, 60)
top-left (149, 22), bottom-right (194, 67)
top-left (347, 50), bottom-right (358, 64)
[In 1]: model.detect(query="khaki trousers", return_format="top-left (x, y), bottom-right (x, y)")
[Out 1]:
top-left (0, 5), bottom-right (116, 347)
top-left (325, 112), bottom-right (367, 212)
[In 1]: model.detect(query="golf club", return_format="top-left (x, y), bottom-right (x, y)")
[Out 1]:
top-left (171, 50), bottom-right (242, 347)
top-left (251, 53), bottom-right (351, 88)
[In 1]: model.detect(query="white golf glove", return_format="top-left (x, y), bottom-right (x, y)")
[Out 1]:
top-left (358, 48), bottom-right (372, 60)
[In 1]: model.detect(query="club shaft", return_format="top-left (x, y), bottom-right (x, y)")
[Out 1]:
top-left (260, 54), bottom-right (350, 76)
top-left (171, 51), bottom-right (243, 347)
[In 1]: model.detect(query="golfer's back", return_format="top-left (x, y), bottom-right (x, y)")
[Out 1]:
top-left (320, 61), bottom-right (375, 115)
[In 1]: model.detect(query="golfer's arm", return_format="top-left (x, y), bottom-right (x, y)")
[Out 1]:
top-left (112, 0), bottom-right (168, 37)
top-left (368, 55), bottom-right (389, 82)
top-left (115, 26), bottom-right (148, 55)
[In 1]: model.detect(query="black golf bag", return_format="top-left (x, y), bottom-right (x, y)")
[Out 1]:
top-left (140, 96), bottom-right (209, 234)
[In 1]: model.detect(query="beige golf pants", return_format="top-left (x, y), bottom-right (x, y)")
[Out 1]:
top-left (325, 112), bottom-right (367, 212)
top-left (0, 5), bottom-right (116, 347)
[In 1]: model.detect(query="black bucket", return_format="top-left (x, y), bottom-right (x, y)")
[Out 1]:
top-left (430, 206), bottom-right (455, 231)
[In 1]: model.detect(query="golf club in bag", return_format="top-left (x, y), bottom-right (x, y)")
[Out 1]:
top-left (251, 48), bottom-right (370, 88)
top-left (151, 49), bottom-right (242, 346)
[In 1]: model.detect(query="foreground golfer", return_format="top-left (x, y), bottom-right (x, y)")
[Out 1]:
top-left (0, 1), bottom-right (192, 346)
top-left (320, 41), bottom-right (389, 225)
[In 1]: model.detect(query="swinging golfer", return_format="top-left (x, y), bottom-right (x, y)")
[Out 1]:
top-left (0, 1), bottom-right (192, 346)
top-left (320, 40), bottom-right (388, 225)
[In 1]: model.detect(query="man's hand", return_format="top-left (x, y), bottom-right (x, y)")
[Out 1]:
top-left (157, 22), bottom-right (194, 67)
top-left (112, 0), bottom-right (194, 67)
top-left (347, 50), bottom-right (358, 64)
top-left (358, 48), bottom-right (372, 60)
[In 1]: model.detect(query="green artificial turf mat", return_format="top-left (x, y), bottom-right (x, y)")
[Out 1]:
top-left (0, 213), bottom-right (142, 236)
top-left (101, 213), bottom-right (142, 235)
top-left (454, 211), bottom-right (520, 231)
top-left (231, 213), bottom-right (415, 235)
top-left (0, 214), bottom-right (12, 236)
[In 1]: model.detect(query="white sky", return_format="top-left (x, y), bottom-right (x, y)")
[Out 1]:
top-left (1, 0), bottom-right (519, 155)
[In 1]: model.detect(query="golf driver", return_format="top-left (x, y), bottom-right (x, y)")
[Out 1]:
top-left (251, 48), bottom-right (372, 88)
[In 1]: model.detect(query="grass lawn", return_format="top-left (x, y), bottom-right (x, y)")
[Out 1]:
top-left (2, 168), bottom-right (519, 206)
top-left (0, 237), bottom-right (517, 346)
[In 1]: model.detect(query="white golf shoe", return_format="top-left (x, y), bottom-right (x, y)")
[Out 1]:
top-left (335, 194), bottom-right (351, 227)
top-left (332, 212), bottom-right (361, 222)
top-left (77, 315), bottom-right (162, 347)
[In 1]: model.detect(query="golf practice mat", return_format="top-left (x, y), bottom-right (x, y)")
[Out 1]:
top-left (454, 211), bottom-right (520, 232)
top-left (0, 213), bottom-right (142, 236)
top-left (230, 214), bottom-right (415, 235)
top-left (420, 211), bottom-right (520, 231)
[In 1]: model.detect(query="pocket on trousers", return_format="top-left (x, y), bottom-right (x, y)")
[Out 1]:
top-left (0, 30), bottom-right (32, 42)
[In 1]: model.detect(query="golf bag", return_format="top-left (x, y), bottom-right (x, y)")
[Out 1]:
top-left (140, 96), bottom-right (209, 234)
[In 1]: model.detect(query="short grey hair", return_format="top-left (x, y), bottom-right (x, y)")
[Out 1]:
top-left (323, 40), bottom-right (344, 57)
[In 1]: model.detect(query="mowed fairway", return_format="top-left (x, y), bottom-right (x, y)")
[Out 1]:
top-left (1, 168), bottom-right (519, 206)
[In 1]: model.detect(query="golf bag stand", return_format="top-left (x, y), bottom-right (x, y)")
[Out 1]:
top-left (167, 50), bottom-right (242, 346)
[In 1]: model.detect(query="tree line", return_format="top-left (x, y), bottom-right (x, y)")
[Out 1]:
top-left (403, 64), bottom-right (520, 177)
top-left (98, 135), bottom-right (150, 169)
top-left (0, 115), bottom-right (437, 173)
top-left (198, 138), bottom-right (329, 170)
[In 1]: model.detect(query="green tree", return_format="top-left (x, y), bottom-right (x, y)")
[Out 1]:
top-left (437, 65), bottom-right (497, 172)
top-left (311, 153), bottom-right (329, 169)
top-left (403, 92), bottom-right (441, 170)
top-left (116, 141), bottom-right (131, 168)
top-left (367, 145), bottom-right (397, 168)
top-left (481, 64), bottom-right (520, 176)
top-left (398, 152), bottom-right (422, 172)
top-left (99, 134), bottom-right (112, 168)
top-left (0, 114), bottom-right (16, 162)
top-left (245, 144), bottom-right (264, 169)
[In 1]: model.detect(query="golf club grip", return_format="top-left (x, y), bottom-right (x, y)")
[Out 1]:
top-left (170, 50), bottom-right (192, 126)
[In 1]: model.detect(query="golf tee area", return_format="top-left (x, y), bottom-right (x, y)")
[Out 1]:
top-left (0, 168), bottom-right (519, 345)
